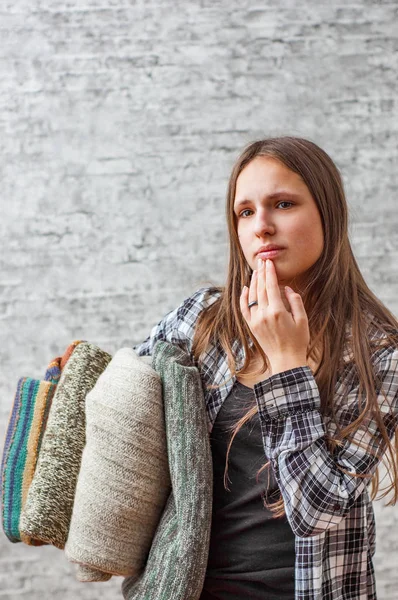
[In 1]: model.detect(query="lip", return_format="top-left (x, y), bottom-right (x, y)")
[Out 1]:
top-left (256, 245), bottom-right (285, 259)
top-left (257, 249), bottom-right (284, 259)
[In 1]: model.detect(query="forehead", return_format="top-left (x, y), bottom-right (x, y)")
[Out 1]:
top-left (234, 156), bottom-right (310, 202)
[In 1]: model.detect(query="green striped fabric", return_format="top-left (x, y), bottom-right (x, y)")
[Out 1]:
top-left (122, 340), bottom-right (213, 600)
top-left (1, 378), bottom-right (56, 543)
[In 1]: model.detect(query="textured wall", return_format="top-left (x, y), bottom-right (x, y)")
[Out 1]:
top-left (1, 1), bottom-right (398, 598)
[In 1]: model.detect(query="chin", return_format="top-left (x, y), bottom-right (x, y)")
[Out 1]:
top-left (274, 268), bottom-right (297, 288)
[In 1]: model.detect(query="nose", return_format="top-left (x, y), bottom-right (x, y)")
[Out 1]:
top-left (253, 208), bottom-right (275, 237)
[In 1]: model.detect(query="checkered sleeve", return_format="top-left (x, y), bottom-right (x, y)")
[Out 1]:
top-left (133, 287), bottom-right (220, 357)
top-left (254, 345), bottom-right (398, 538)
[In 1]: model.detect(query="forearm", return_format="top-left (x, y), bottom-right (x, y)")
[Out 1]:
top-left (253, 364), bottom-right (394, 538)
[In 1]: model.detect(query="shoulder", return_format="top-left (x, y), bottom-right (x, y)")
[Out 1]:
top-left (133, 286), bottom-right (223, 357)
top-left (367, 317), bottom-right (398, 367)
top-left (343, 314), bottom-right (398, 366)
top-left (342, 319), bottom-right (398, 408)
top-left (166, 286), bottom-right (223, 343)
top-left (175, 286), bottom-right (223, 321)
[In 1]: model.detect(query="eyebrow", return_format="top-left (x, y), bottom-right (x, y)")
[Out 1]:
top-left (234, 191), bottom-right (303, 210)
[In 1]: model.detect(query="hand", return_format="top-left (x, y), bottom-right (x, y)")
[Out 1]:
top-left (240, 258), bottom-right (310, 375)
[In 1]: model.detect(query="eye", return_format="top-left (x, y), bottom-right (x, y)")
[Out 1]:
top-left (237, 201), bottom-right (294, 218)
top-left (238, 208), bottom-right (254, 218)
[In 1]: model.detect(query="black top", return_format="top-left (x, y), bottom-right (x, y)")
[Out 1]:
top-left (201, 381), bottom-right (295, 600)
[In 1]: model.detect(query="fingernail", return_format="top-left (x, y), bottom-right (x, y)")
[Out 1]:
top-left (257, 258), bottom-right (262, 269)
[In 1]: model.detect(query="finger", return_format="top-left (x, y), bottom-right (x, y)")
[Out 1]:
top-left (265, 260), bottom-right (285, 310)
top-left (240, 285), bottom-right (251, 322)
top-left (248, 269), bottom-right (258, 305)
top-left (284, 286), bottom-right (307, 323)
top-left (257, 257), bottom-right (268, 307)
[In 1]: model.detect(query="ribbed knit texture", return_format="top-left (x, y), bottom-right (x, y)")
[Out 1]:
top-left (0, 340), bottom-right (83, 545)
top-left (72, 563), bottom-right (112, 582)
top-left (19, 342), bottom-right (112, 549)
top-left (65, 347), bottom-right (171, 580)
top-left (1, 378), bottom-right (56, 544)
top-left (122, 341), bottom-right (213, 600)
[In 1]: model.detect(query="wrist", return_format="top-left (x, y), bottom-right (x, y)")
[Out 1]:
top-left (270, 357), bottom-right (308, 376)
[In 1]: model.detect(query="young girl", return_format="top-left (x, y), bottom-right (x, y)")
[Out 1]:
top-left (133, 136), bottom-right (398, 600)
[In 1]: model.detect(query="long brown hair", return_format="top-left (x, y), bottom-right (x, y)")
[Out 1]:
top-left (191, 136), bottom-right (398, 518)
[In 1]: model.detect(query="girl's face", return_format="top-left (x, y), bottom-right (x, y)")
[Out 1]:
top-left (234, 156), bottom-right (324, 292)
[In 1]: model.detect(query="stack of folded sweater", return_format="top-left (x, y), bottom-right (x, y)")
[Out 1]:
top-left (0, 340), bottom-right (213, 600)
top-left (1, 339), bottom-right (85, 546)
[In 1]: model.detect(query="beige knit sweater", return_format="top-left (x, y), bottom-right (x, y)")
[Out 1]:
top-left (65, 347), bottom-right (171, 578)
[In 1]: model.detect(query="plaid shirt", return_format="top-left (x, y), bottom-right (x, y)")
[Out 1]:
top-left (133, 287), bottom-right (398, 600)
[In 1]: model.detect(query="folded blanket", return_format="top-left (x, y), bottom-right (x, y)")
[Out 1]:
top-left (72, 563), bottom-right (112, 583)
top-left (19, 342), bottom-right (112, 549)
top-left (64, 348), bottom-right (170, 580)
top-left (0, 341), bottom-right (83, 544)
top-left (122, 341), bottom-right (213, 600)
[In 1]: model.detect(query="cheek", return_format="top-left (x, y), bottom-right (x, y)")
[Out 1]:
top-left (306, 216), bottom-right (324, 255)
top-left (289, 216), bottom-right (323, 254)
top-left (237, 232), bottom-right (253, 265)
top-left (237, 226), bottom-right (248, 246)
top-left (237, 232), bottom-right (251, 255)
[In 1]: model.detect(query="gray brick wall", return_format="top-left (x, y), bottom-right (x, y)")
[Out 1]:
top-left (1, 1), bottom-right (397, 597)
